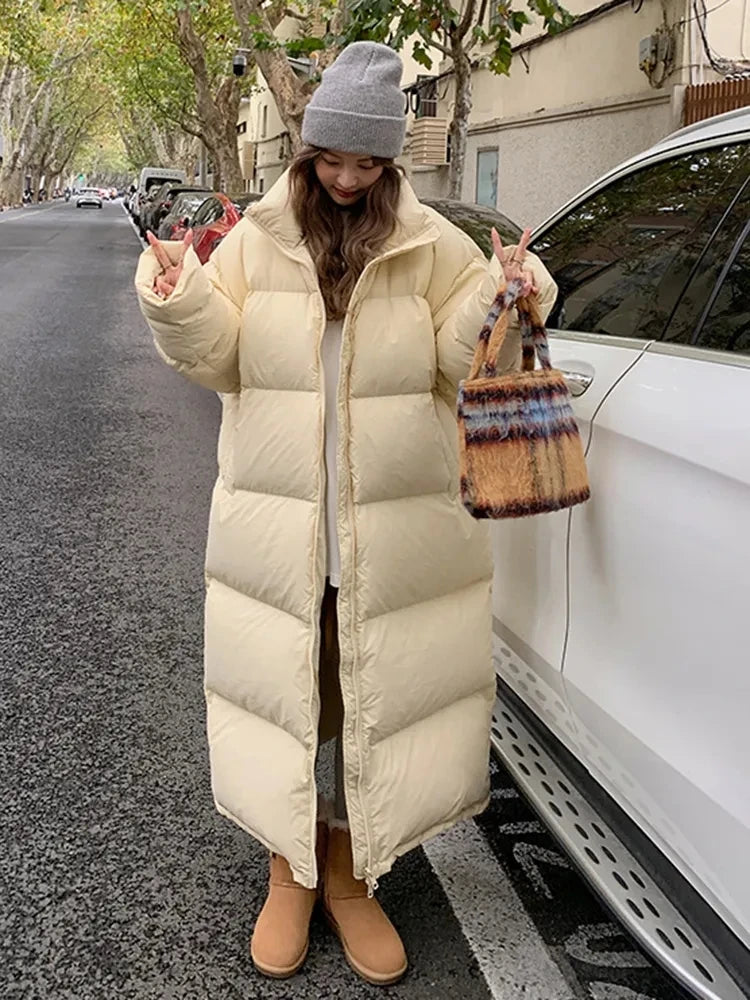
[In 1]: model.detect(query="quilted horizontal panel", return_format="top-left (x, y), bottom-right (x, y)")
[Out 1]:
top-left (354, 492), bottom-right (492, 620)
top-left (205, 481), bottom-right (316, 622)
top-left (240, 289), bottom-right (321, 391)
top-left (204, 579), bottom-right (315, 746)
top-left (233, 387), bottom-right (321, 501)
top-left (348, 392), bottom-right (451, 505)
top-left (349, 295), bottom-right (436, 398)
top-left (357, 579), bottom-right (492, 743)
top-left (365, 689), bottom-right (493, 862)
top-left (206, 690), bottom-right (316, 886)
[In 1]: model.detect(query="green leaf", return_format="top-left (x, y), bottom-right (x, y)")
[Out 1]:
top-left (412, 38), bottom-right (434, 69)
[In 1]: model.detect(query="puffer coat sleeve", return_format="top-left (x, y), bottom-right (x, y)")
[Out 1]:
top-left (428, 219), bottom-right (558, 406)
top-left (134, 220), bottom-right (251, 393)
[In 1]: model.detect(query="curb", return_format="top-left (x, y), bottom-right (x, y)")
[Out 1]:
top-left (122, 200), bottom-right (148, 250)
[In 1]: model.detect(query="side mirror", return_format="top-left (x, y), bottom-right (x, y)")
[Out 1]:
top-left (182, 217), bottom-right (190, 227)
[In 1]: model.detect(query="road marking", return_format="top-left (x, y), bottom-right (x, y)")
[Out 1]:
top-left (0, 204), bottom-right (58, 223)
top-left (121, 201), bottom-right (148, 249)
top-left (423, 822), bottom-right (575, 1000)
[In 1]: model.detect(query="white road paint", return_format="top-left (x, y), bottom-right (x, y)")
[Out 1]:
top-left (0, 203), bottom-right (58, 223)
top-left (121, 201), bottom-right (148, 249)
top-left (423, 822), bottom-right (575, 1000)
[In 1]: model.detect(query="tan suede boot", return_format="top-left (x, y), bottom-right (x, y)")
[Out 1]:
top-left (250, 823), bottom-right (328, 978)
top-left (323, 826), bottom-right (408, 986)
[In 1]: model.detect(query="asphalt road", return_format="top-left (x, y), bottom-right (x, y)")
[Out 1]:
top-left (0, 199), bottom-right (693, 1000)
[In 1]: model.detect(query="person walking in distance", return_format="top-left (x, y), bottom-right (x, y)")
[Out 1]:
top-left (135, 41), bottom-right (556, 986)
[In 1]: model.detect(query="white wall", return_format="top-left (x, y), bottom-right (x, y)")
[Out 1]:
top-left (408, 0), bottom-right (707, 221)
top-left (462, 92), bottom-right (675, 228)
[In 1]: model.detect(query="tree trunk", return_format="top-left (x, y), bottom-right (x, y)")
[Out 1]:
top-left (216, 136), bottom-right (243, 193)
top-left (210, 153), bottom-right (222, 192)
top-left (175, 5), bottom-right (242, 191)
top-left (0, 165), bottom-right (23, 206)
top-left (448, 44), bottom-right (472, 200)
top-left (230, 0), bottom-right (313, 154)
top-left (254, 47), bottom-right (310, 152)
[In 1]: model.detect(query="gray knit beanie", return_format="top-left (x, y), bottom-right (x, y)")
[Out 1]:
top-left (302, 42), bottom-right (406, 160)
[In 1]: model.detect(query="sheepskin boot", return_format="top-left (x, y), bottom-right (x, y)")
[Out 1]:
top-left (250, 821), bottom-right (329, 978)
top-left (323, 825), bottom-right (407, 985)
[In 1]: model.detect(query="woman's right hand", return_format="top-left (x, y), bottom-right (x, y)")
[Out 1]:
top-left (146, 228), bottom-right (193, 299)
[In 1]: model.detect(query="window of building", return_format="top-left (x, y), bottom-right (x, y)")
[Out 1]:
top-left (258, 177), bottom-right (264, 194)
top-left (476, 148), bottom-right (498, 209)
top-left (262, 105), bottom-right (268, 138)
top-left (236, 121), bottom-right (247, 135)
top-left (532, 143), bottom-right (749, 341)
top-left (414, 76), bottom-right (437, 119)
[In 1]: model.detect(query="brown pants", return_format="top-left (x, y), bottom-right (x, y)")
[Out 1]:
top-left (318, 581), bottom-right (347, 820)
top-left (318, 581), bottom-right (344, 744)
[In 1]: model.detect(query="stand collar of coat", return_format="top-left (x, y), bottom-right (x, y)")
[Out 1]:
top-left (246, 169), bottom-right (440, 256)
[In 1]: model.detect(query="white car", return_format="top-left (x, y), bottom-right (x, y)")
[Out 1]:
top-left (491, 107), bottom-right (750, 1000)
top-left (76, 188), bottom-right (103, 209)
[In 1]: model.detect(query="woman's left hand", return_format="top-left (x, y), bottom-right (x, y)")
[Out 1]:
top-left (491, 227), bottom-right (538, 298)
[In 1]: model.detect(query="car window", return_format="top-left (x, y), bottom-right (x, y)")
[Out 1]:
top-left (191, 197), bottom-right (224, 227)
top-left (172, 195), bottom-right (204, 218)
top-left (658, 168), bottom-right (750, 350)
top-left (693, 221), bottom-right (750, 356)
top-left (532, 143), bottom-right (749, 340)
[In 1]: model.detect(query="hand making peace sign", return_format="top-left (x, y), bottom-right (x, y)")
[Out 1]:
top-left (146, 228), bottom-right (194, 300)
top-left (491, 226), bottom-right (538, 299)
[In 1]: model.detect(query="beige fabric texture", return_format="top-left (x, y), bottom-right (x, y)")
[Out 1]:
top-left (134, 173), bottom-right (557, 889)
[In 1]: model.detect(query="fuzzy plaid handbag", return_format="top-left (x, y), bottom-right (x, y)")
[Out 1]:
top-left (457, 278), bottom-right (591, 519)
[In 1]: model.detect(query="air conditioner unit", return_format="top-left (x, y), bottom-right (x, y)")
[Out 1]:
top-left (241, 140), bottom-right (256, 179)
top-left (410, 117), bottom-right (449, 166)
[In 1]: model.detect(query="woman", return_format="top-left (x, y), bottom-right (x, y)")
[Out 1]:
top-left (135, 41), bottom-right (556, 986)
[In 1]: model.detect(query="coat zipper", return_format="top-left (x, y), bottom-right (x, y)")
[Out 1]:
top-left (339, 231), bottom-right (440, 895)
top-left (246, 212), bottom-right (440, 892)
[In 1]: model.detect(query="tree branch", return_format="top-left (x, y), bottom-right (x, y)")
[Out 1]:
top-left (420, 31), bottom-right (453, 59)
top-left (457, 0), bottom-right (479, 41)
top-left (133, 60), bottom-right (203, 139)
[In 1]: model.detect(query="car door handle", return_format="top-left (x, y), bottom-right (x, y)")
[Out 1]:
top-left (558, 366), bottom-right (594, 397)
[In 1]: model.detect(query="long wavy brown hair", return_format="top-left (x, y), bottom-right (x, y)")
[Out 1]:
top-left (289, 146), bottom-right (403, 320)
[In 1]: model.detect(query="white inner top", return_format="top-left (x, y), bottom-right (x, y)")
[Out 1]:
top-left (321, 319), bottom-right (343, 588)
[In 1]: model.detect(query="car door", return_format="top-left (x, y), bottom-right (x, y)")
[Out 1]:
top-left (561, 144), bottom-right (750, 944)
top-left (493, 141), bottom-right (747, 753)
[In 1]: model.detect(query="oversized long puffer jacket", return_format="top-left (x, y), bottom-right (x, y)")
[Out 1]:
top-left (135, 174), bottom-right (557, 890)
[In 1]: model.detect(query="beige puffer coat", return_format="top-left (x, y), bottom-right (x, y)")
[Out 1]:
top-left (135, 174), bottom-right (556, 890)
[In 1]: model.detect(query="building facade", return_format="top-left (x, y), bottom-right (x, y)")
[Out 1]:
top-left (235, 20), bottom-right (424, 195)
top-left (236, 0), bottom-right (749, 225)
top-left (405, 0), bottom-right (750, 226)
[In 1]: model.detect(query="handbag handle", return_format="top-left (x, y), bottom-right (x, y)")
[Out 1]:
top-left (467, 278), bottom-right (551, 380)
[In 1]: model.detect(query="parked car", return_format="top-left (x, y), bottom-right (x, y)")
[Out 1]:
top-left (132, 166), bottom-right (186, 230)
top-left (76, 188), bottom-right (103, 209)
top-left (191, 192), bottom-right (262, 264)
top-left (192, 191), bottom-right (520, 266)
top-left (423, 198), bottom-right (521, 255)
top-left (490, 107), bottom-right (750, 1000)
top-left (141, 183), bottom-right (209, 238)
top-left (157, 191), bottom-right (210, 241)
